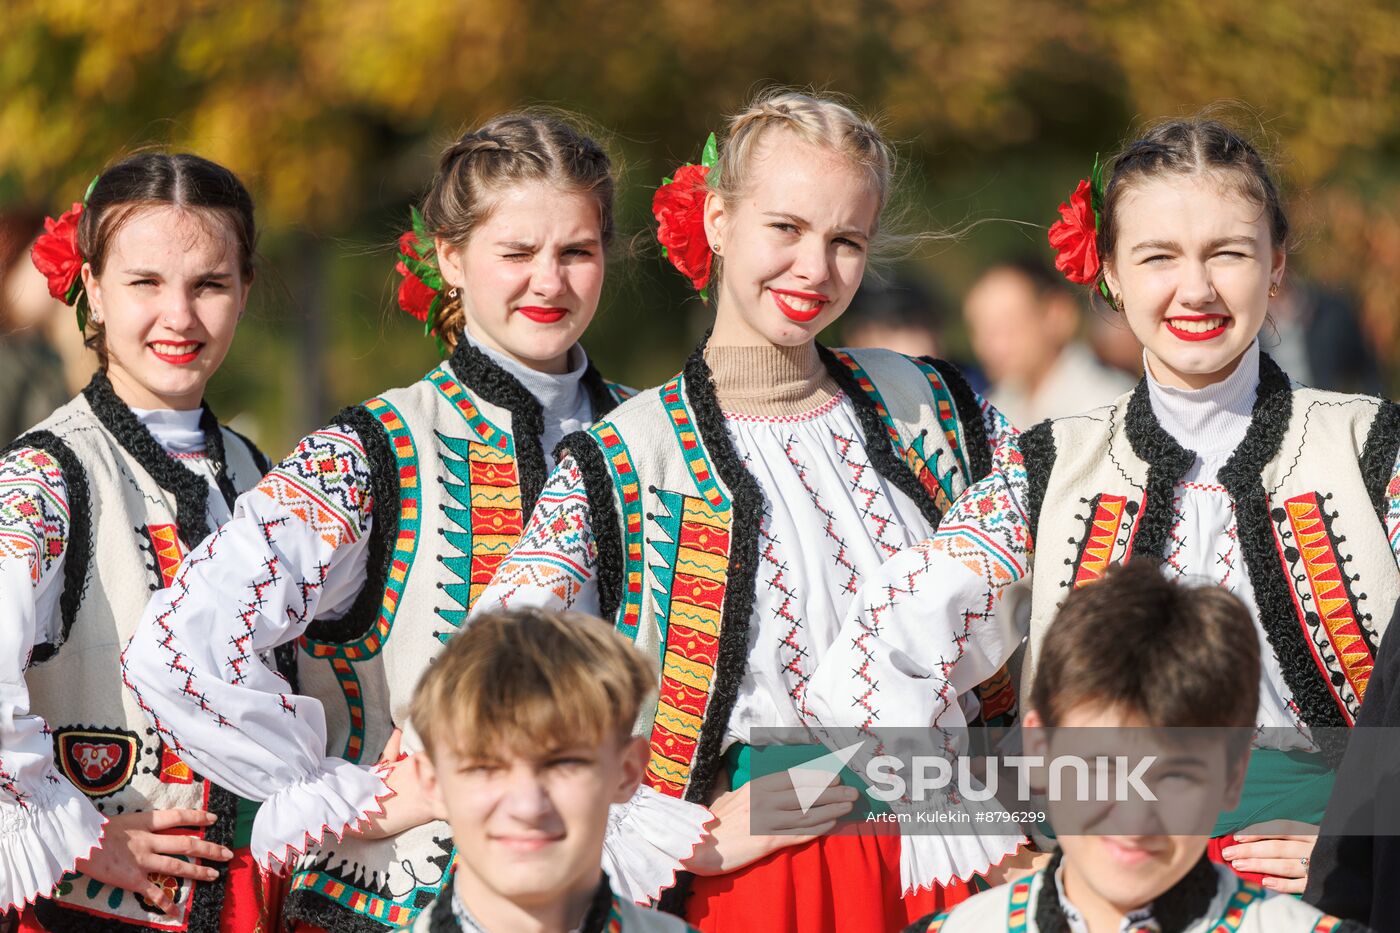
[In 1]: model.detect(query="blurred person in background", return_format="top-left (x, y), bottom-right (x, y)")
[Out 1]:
top-left (840, 270), bottom-right (988, 393)
top-left (0, 212), bottom-right (73, 445)
top-left (1265, 279), bottom-right (1384, 395)
top-left (963, 256), bottom-right (1133, 428)
top-left (1086, 301), bottom-right (1144, 379)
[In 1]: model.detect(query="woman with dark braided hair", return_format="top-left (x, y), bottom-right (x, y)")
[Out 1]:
top-left (1, 152), bottom-right (278, 930)
top-left (806, 113), bottom-right (1400, 903)
top-left (123, 112), bottom-right (708, 933)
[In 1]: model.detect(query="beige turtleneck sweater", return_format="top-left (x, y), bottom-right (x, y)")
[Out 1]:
top-left (704, 342), bottom-right (842, 417)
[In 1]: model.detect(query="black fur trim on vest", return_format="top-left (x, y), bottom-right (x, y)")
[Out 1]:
top-left (450, 341), bottom-right (548, 511)
top-left (81, 371), bottom-right (229, 548)
top-left (924, 356), bottom-right (994, 483)
top-left (1215, 356), bottom-right (1354, 744)
top-left (818, 345), bottom-right (943, 528)
top-left (302, 404), bottom-right (398, 645)
top-left (1019, 420), bottom-right (1058, 539)
top-left (1123, 378), bottom-right (1197, 561)
top-left (1032, 850), bottom-right (1218, 933)
top-left (3, 431), bottom-right (91, 664)
top-left (1360, 399), bottom-right (1400, 523)
top-left (558, 429), bottom-right (625, 621)
top-left (580, 360), bottom-right (624, 422)
top-left (197, 406), bottom-right (239, 511)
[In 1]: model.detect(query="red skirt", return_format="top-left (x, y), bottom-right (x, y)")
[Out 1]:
top-left (17, 845), bottom-right (283, 932)
top-left (685, 830), bottom-right (978, 933)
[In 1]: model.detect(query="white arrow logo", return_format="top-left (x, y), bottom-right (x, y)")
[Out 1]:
top-left (787, 742), bottom-right (867, 814)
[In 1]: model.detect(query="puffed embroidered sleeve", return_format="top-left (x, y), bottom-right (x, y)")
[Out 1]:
top-left (121, 426), bottom-right (388, 870)
top-left (476, 453), bottom-right (712, 904)
top-left (474, 453), bottom-right (601, 616)
top-left (0, 447), bottom-right (107, 910)
top-left (803, 431), bottom-right (1036, 892)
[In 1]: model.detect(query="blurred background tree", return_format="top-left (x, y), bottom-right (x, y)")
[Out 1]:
top-left (3, 0), bottom-right (1398, 452)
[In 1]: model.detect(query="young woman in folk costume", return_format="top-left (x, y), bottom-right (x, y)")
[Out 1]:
top-left (120, 113), bottom-right (706, 933)
top-left (474, 90), bottom-right (1025, 933)
top-left (805, 117), bottom-right (1400, 899)
top-left (0, 154), bottom-right (278, 931)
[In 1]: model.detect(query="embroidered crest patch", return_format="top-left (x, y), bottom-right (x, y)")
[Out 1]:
top-left (56, 727), bottom-right (140, 798)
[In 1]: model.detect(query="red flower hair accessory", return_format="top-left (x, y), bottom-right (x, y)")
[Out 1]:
top-left (395, 207), bottom-right (450, 355)
top-left (653, 133), bottom-right (718, 299)
top-left (31, 176), bottom-right (99, 331)
top-left (1048, 155), bottom-right (1115, 304)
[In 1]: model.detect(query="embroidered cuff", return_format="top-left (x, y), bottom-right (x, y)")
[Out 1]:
top-left (250, 757), bottom-right (394, 871)
top-left (601, 785), bottom-right (713, 904)
top-left (0, 783), bottom-right (107, 912)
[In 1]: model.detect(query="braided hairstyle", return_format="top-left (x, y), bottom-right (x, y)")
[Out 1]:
top-left (1099, 118), bottom-right (1290, 276)
top-left (420, 112), bottom-right (614, 351)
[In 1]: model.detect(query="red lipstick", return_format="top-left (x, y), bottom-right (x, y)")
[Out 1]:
top-left (516, 306), bottom-right (569, 324)
top-left (1164, 315), bottom-right (1229, 342)
top-left (770, 289), bottom-right (828, 324)
top-left (149, 341), bottom-right (204, 365)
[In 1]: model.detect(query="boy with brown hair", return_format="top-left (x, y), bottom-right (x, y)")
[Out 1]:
top-left (403, 608), bottom-right (700, 932)
top-left (907, 561), bottom-right (1366, 933)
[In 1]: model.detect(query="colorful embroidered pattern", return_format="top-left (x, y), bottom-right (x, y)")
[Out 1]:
top-left (1005, 876), bottom-right (1033, 932)
top-left (831, 349), bottom-right (956, 511)
top-left (436, 433), bottom-right (523, 632)
top-left (1208, 878), bottom-right (1264, 931)
top-left (590, 424), bottom-right (645, 638)
top-left (299, 399), bottom-right (420, 762)
top-left (0, 447), bottom-right (69, 584)
top-left (286, 871), bottom-right (420, 927)
top-left (662, 375), bottom-right (726, 509)
top-left (910, 355), bottom-right (972, 482)
top-left (1069, 494), bottom-right (1133, 587)
top-left (646, 493), bottom-right (731, 798)
top-left (55, 728), bottom-right (140, 798)
top-left (143, 523), bottom-right (184, 588)
top-left (429, 365), bottom-right (513, 452)
top-left (479, 459), bottom-right (593, 610)
top-left (259, 429), bottom-right (372, 550)
top-left (1277, 492), bottom-right (1377, 719)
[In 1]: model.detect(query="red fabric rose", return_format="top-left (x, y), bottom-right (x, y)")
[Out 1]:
top-left (395, 230), bottom-right (437, 323)
top-left (31, 202), bottom-right (84, 302)
top-left (653, 163), bottom-right (713, 292)
top-left (1047, 179), bottom-right (1100, 285)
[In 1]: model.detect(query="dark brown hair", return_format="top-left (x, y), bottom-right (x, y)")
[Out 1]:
top-left (1031, 560), bottom-right (1260, 741)
top-left (420, 112), bottom-right (614, 352)
top-left (1099, 117), bottom-right (1289, 277)
top-left (410, 607), bottom-right (653, 762)
top-left (78, 152), bottom-right (257, 368)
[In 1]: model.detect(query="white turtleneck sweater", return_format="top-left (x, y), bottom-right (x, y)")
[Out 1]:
top-left (465, 334), bottom-right (594, 459)
top-left (1145, 341), bottom-right (1259, 485)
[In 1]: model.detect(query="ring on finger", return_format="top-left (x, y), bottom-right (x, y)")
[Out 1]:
top-left (1300, 856), bottom-right (1310, 871)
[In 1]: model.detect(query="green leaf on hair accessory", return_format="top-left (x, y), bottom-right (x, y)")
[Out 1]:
top-left (700, 132), bottom-right (718, 173)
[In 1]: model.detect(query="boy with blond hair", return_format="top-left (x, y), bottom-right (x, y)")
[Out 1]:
top-left (404, 608), bottom-right (699, 932)
top-left (907, 561), bottom-right (1366, 933)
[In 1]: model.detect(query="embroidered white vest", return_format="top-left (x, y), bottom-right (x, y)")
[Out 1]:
top-left (1021, 364), bottom-right (1399, 733)
top-left (21, 392), bottom-right (263, 929)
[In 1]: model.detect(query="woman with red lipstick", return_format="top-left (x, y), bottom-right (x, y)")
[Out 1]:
top-left (121, 112), bottom-right (708, 933)
top-left (476, 90), bottom-right (1023, 933)
top-left (0, 153), bottom-right (279, 930)
top-left (805, 116), bottom-right (1400, 901)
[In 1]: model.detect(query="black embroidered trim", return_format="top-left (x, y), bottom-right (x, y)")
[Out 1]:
top-left (197, 408), bottom-right (239, 511)
top-left (1019, 420), bottom-right (1058, 539)
top-left (30, 782), bottom-right (240, 932)
top-left (580, 360), bottom-right (625, 421)
top-left (1216, 356), bottom-right (1354, 743)
top-left (225, 424), bottom-right (272, 476)
top-left (302, 404), bottom-right (398, 644)
top-left (557, 429), bottom-right (626, 622)
top-left (81, 371), bottom-right (226, 549)
top-left (1360, 399), bottom-right (1400, 523)
top-left (4, 431), bottom-right (91, 665)
top-left (819, 346), bottom-right (942, 528)
top-left (448, 341), bottom-right (548, 512)
top-left (285, 886), bottom-right (411, 933)
top-left (1031, 850), bottom-right (1218, 933)
top-left (923, 356), bottom-right (994, 483)
top-left (658, 337), bottom-right (767, 917)
top-left (1123, 377), bottom-right (1197, 561)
